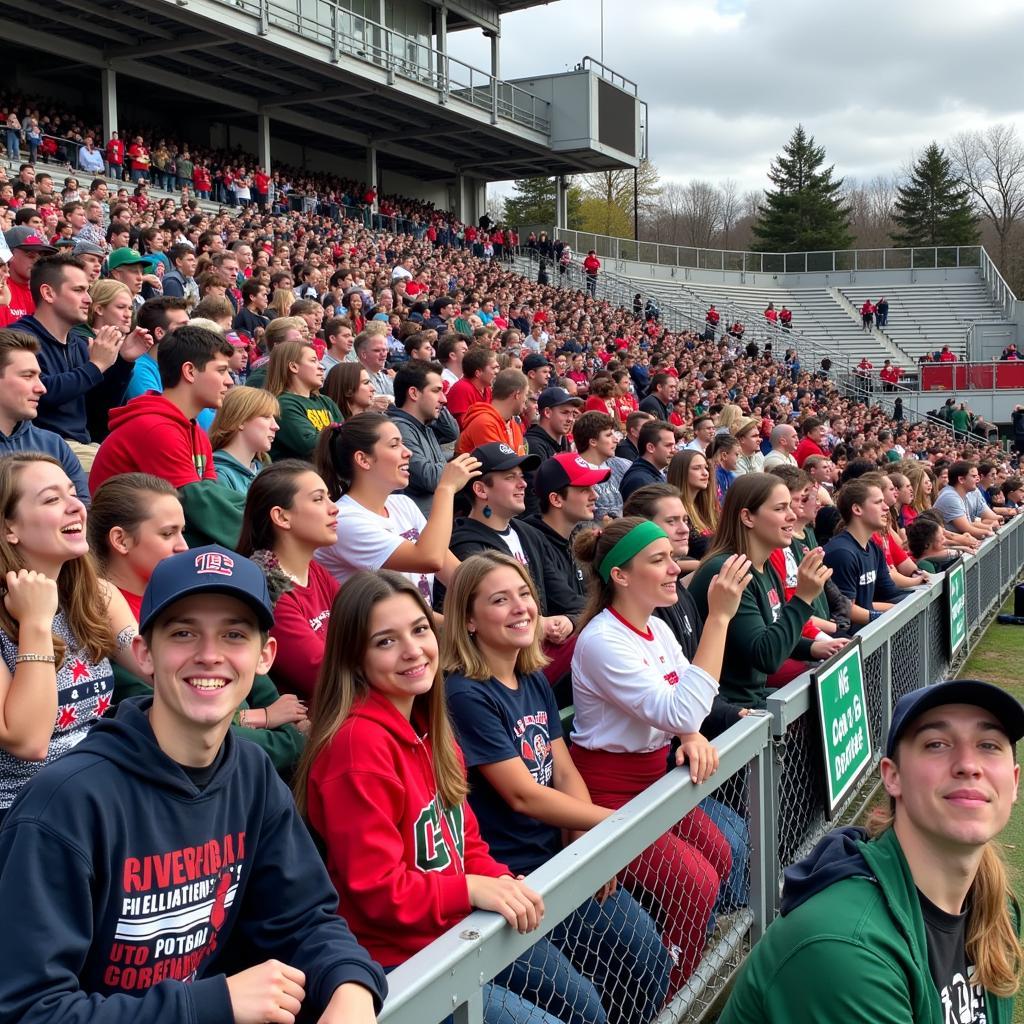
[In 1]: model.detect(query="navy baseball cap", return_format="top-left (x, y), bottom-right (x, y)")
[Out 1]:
top-left (537, 386), bottom-right (583, 411)
top-left (472, 442), bottom-right (541, 475)
top-left (885, 680), bottom-right (1024, 758)
top-left (139, 546), bottom-right (275, 633)
top-left (522, 354), bottom-right (552, 373)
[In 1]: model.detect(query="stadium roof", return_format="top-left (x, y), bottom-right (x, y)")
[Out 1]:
top-left (3, 0), bottom-right (625, 181)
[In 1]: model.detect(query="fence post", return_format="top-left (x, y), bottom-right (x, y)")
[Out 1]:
top-left (747, 733), bottom-right (773, 941)
top-left (452, 990), bottom-right (484, 1024)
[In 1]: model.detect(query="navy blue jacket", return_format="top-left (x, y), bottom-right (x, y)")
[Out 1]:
top-left (11, 315), bottom-right (134, 443)
top-left (0, 697), bottom-right (387, 1023)
top-left (619, 456), bottom-right (665, 501)
top-left (823, 530), bottom-right (902, 612)
top-left (0, 418), bottom-right (89, 502)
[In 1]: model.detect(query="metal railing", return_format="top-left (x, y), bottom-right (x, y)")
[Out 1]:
top-left (980, 247), bottom-right (1017, 319)
top-left (380, 513), bottom-right (1024, 1024)
top-left (521, 228), bottom-right (986, 278)
top-left (919, 359), bottom-right (1024, 392)
top-left (205, 0), bottom-right (551, 132)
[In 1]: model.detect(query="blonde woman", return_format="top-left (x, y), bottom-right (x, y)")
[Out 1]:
top-left (268, 287), bottom-right (295, 320)
top-left (210, 385), bottom-right (281, 494)
top-left (83, 279), bottom-right (134, 339)
top-left (265, 341), bottom-right (343, 461)
top-left (667, 449), bottom-right (720, 563)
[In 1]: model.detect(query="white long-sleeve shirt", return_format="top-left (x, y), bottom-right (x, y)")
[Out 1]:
top-left (570, 608), bottom-right (718, 754)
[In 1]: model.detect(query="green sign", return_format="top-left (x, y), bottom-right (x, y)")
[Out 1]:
top-left (947, 559), bottom-right (967, 658)
top-left (813, 640), bottom-right (872, 816)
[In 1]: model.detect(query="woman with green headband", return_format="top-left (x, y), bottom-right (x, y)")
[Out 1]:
top-left (569, 515), bottom-right (752, 992)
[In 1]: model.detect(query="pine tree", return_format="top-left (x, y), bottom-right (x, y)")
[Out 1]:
top-left (752, 125), bottom-right (852, 252)
top-left (502, 177), bottom-right (583, 229)
top-left (891, 142), bottom-right (979, 247)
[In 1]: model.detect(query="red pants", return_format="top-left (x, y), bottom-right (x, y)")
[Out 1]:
top-left (570, 744), bottom-right (731, 993)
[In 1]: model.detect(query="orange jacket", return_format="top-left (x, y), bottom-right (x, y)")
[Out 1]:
top-left (457, 401), bottom-right (525, 455)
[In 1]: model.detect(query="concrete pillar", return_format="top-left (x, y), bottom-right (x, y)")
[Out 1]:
top-left (454, 171), bottom-right (465, 222)
top-left (366, 144), bottom-right (378, 216)
top-left (489, 30), bottom-right (500, 80)
top-left (257, 113), bottom-right (272, 173)
top-left (555, 175), bottom-right (568, 230)
top-left (437, 5), bottom-right (448, 94)
top-left (101, 68), bottom-right (118, 150)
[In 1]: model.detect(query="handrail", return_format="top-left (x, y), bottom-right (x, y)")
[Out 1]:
top-left (578, 56), bottom-right (638, 95)
top-left (199, 0), bottom-right (551, 133)
top-left (519, 226), bottom-right (988, 280)
top-left (979, 248), bottom-right (1017, 318)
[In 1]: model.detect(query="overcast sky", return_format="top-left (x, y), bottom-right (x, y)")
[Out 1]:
top-left (448, 0), bottom-right (1024, 198)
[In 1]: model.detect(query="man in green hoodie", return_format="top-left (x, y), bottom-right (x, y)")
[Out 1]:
top-left (722, 679), bottom-right (1023, 1024)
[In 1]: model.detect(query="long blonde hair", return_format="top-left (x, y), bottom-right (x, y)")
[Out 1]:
top-left (209, 386), bottom-right (280, 461)
top-left (294, 570), bottom-right (467, 814)
top-left (905, 462), bottom-right (934, 513)
top-left (441, 553), bottom-right (548, 680)
top-left (868, 807), bottom-right (1022, 996)
top-left (0, 454), bottom-right (116, 666)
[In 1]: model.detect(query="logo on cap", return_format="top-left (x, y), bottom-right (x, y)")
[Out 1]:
top-left (499, 444), bottom-right (515, 455)
top-left (195, 551), bottom-right (234, 576)
top-left (574, 457), bottom-right (590, 470)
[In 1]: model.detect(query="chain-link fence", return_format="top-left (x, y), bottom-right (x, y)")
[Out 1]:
top-left (379, 515), bottom-right (1024, 1024)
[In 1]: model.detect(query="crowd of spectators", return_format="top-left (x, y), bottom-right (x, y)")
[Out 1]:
top-left (0, 91), bottom-right (1020, 1024)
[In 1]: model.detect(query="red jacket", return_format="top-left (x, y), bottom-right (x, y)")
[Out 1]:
top-left (768, 547), bottom-right (820, 641)
top-left (457, 401), bottom-right (525, 455)
top-left (193, 166), bottom-right (211, 191)
top-left (105, 138), bottom-right (124, 164)
top-left (306, 690), bottom-right (507, 967)
top-left (794, 437), bottom-right (825, 467)
top-left (879, 365), bottom-right (901, 384)
top-left (254, 171), bottom-right (270, 194)
top-left (128, 144), bottom-right (150, 172)
top-left (583, 254), bottom-right (601, 275)
top-left (90, 393), bottom-right (217, 492)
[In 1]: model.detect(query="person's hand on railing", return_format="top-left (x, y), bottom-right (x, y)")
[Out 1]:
top-left (810, 637), bottom-right (849, 660)
top-left (674, 732), bottom-right (719, 783)
top-left (467, 874), bottom-right (545, 933)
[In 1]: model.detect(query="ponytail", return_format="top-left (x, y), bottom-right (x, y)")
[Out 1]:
top-left (314, 411), bottom-right (386, 498)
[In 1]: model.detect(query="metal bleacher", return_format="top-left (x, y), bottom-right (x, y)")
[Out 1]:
top-left (840, 283), bottom-right (1003, 363)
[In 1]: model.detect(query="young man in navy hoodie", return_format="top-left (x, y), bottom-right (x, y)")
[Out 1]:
top-left (0, 545), bottom-right (386, 1024)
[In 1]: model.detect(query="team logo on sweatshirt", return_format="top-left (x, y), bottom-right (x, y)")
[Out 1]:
top-left (103, 831), bottom-right (246, 991)
top-left (414, 802), bottom-right (464, 872)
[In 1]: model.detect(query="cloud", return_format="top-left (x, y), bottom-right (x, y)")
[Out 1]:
top-left (450, 0), bottom-right (1024, 194)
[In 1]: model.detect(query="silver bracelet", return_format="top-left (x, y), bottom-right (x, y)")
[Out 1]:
top-left (15, 653), bottom-right (56, 664)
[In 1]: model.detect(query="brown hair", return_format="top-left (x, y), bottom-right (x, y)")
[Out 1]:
top-left (441, 553), bottom-right (548, 680)
top-left (704, 472), bottom-right (790, 562)
top-left (668, 449), bottom-right (719, 535)
top-left (209, 386), bottom-right (280, 458)
top-left (87, 473), bottom-right (180, 570)
top-left (573, 516), bottom-right (650, 631)
top-left (0, 454), bottom-right (116, 666)
top-left (323, 361), bottom-right (369, 420)
top-left (294, 570), bottom-right (467, 813)
top-left (265, 340), bottom-right (316, 397)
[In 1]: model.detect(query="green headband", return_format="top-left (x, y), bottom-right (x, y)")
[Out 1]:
top-left (598, 521), bottom-right (669, 582)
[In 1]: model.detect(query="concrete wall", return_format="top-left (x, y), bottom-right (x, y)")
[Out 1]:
top-left (898, 388), bottom-right (1021, 426)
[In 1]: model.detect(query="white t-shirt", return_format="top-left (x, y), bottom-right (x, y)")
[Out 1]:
top-left (495, 524), bottom-right (527, 566)
top-left (315, 493), bottom-right (434, 602)
top-left (570, 608), bottom-right (718, 754)
top-left (442, 367), bottom-right (460, 391)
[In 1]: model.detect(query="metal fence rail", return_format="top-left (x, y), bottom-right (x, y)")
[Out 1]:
top-left (379, 513), bottom-right (1024, 1024)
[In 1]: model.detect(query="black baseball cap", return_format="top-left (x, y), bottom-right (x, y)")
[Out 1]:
top-left (139, 546), bottom-right (275, 633)
top-left (885, 680), bottom-right (1024, 758)
top-left (522, 353), bottom-right (552, 373)
top-left (472, 442), bottom-right (541, 474)
top-left (430, 295), bottom-right (454, 316)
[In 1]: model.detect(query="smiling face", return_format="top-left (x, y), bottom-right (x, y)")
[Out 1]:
top-left (4, 460), bottom-right (88, 570)
top-left (365, 421), bottom-right (411, 490)
top-left (140, 593), bottom-right (276, 735)
top-left (882, 703), bottom-right (1019, 854)
top-left (650, 495), bottom-right (690, 559)
top-left (362, 592), bottom-right (438, 717)
top-left (742, 482), bottom-right (797, 550)
top-left (469, 565), bottom-right (539, 655)
top-left (612, 536), bottom-right (680, 609)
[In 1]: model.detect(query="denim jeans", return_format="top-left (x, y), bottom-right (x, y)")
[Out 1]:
top-left (699, 797), bottom-right (750, 913)
top-left (5, 130), bottom-right (19, 160)
top-left (495, 889), bottom-right (671, 1024)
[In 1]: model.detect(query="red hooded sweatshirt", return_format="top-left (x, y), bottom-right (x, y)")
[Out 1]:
top-left (89, 393), bottom-right (217, 493)
top-left (306, 689), bottom-right (508, 968)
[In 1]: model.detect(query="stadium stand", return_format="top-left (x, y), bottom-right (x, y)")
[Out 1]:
top-left (2, 7), bottom-right (1024, 1024)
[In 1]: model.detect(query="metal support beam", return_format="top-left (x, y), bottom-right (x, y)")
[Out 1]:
top-left (437, 4), bottom-right (449, 100)
top-left (260, 86), bottom-right (373, 110)
top-left (489, 30), bottom-right (500, 81)
top-left (18, 0), bottom-right (135, 44)
top-left (257, 114), bottom-right (272, 173)
top-left (102, 34), bottom-right (224, 60)
top-left (57, 0), bottom-right (175, 37)
top-left (366, 144), bottom-right (378, 205)
top-left (453, 171), bottom-right (465, 222)
top-left (101, 68), bottom-right (118, 149)
top-left (555, 175), bottom-right (568, 230)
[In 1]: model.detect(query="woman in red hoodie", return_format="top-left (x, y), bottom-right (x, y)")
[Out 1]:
top-left (298, 571), bottom-right (595, 1024)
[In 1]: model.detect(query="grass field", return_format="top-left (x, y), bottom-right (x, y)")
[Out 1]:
top-left (961, 595), bottom-right (1024, 1022)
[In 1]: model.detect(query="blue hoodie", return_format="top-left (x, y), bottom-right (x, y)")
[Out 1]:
top-left (0, 697), bottom-right (387, 1023)
top-left (0, 418), bottom-right (89, 502)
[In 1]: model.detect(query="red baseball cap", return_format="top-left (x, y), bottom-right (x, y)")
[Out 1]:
top-left (534, 452), bottom-right (611, 497)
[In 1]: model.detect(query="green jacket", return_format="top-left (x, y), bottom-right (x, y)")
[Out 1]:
top-left (213, 448), bottom-right (262, 495)
top-left (688, 550), bottom-right (813, 708)
top-left (112, 665), bottom-right (305, 779)
top-left (721, 827), bottom-right (1016, 1024)
top-left (270, 391), bottom-right (343, 461)
top-left (179, 478), bottom-right (247, 548)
